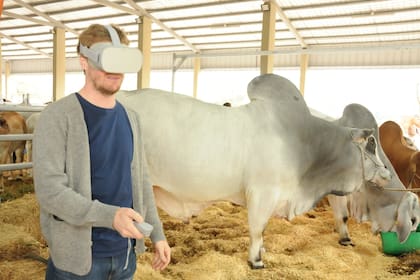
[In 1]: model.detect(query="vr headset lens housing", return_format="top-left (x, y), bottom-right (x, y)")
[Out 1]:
top-left (79, 25), bottom-right (143, 73)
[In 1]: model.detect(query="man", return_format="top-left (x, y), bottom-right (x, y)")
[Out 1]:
top-left (401, 115), bottom-right (420, 148)
top-left (33, 23), bottom-right (171, 279)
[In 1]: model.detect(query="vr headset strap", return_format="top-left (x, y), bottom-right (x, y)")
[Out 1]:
top-left (79, 25), bottom-right (121, 65)
top-left (104, 25), bottom-right (122, 46)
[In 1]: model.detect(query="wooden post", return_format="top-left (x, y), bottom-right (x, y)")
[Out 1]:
top-left (53, 27), bottom-right (66, 101)
top-left (4, 61), bottom-right (10, 100)
top-left (193, 57), bottom-right (200, 98)
top-left (299, 53), bottom-right (309, 96)
top-left (260, 2), bottom-right (276, 75)
top-left (137, 16), bottom-right (151, 89)
top-left (0, 38), bottom-right (2, 99)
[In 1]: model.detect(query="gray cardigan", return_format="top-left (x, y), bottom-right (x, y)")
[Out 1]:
top-left (33, 93), bottom-right (165, 276)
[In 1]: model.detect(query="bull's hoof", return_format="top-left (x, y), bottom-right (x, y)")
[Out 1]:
top-left (339, 238), bottom-right (355, 246)
top-left (248, 261), bottom-right (265, 269)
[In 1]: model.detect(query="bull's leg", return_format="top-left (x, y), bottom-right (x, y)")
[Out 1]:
top-left (348, 191), bottom-right (369, 223)
top-left (12, 147), bottom-right (25, 178)
top-left (246, 189), bottom-right (278, 269)
top-left (327, 195), bottom-right (354, 246)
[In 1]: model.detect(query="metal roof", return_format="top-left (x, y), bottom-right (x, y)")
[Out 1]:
top-left (1, 0), bottom-right (420, 61)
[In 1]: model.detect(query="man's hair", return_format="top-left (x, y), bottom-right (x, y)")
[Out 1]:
top-left (77, 24), bottom-right (130, 54)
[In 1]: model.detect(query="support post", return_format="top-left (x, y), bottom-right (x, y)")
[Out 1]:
top-left (4, 61), bottom-right (10, 100)
top-left (260, 2), bottom-right (276, 75)
top-left (137, 16), bottom-right (151, 89)
top-left (53, 27), bottom-right (66, 101)
top-left (193, 57), bottom-right (200, 98)
top-left (299, 53), bottom-right (309, 96)
top-left (0, 38), bottom-right (2, 99)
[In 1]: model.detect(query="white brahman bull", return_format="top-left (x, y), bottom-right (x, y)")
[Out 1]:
top-left (321, 104), bottom-right (420, 247)
top-left (117, 74), bottom-right (392, 268)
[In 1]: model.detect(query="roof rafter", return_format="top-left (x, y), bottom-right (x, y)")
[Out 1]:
top-left (0, 31), bottom-right (51, 58)
top-left (3, 10), bottom-right (56, 27)
top-left (91, 0), bottom-right (200, 53)
top-left (270, 0), bottom-right (307, 48)
top-left (11, 0), bottom-right (78, 35)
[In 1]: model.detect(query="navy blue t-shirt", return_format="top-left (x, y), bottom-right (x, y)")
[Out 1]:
top-left (76, 93), bottom-right (133, 257)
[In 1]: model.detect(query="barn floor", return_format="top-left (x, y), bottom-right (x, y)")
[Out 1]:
top-left (1, 179), bottom-right (419, 280)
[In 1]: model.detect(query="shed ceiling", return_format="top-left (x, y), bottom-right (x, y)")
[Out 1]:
top-left (1, 0), bottom-right (420, 61)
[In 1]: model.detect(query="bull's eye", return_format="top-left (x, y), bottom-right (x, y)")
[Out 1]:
top-left (366, 136), bottom-right (376, 154)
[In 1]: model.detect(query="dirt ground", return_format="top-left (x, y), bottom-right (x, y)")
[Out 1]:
top-left (1, 179), bottom-right (419, 280)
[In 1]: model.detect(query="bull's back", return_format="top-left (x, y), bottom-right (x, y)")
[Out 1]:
top-left (118, 90), bottom-right (252, 199)
top-left (118, 89), bottom-right (293, 200)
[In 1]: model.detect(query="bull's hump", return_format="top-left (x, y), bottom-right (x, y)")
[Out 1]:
top-left (247, 74), bottom-right (310, 114)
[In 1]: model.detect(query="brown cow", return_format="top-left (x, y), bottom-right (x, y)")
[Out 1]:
top-left (379, 120), bottom-right (420, 191)
top-left (0, 111), bottom-right (27, 186)
top-left (0, 117), bottom-right (10, 192)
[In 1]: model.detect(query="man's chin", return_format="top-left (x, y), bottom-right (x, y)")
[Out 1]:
top-left (99, 86), bottom-right (121, 96)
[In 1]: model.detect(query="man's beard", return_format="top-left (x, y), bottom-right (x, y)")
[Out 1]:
top-left (93, 79), bottom-right (121, 96)
top-left (97, 85), bottom-right (120, 96)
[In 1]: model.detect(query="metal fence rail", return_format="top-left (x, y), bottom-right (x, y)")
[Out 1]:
top-left (0, 104), bottom-right (45, 173)
top-left (0, 104), bottom-right (45, 112)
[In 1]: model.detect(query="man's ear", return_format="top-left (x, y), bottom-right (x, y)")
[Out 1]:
top-left (79, 56), bottom-right (88, 71)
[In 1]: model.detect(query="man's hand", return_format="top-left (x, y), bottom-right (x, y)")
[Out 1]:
top-left (152, 240), bottom-right (171, 271)
top-left (112, 207), bottom-right (144, 239)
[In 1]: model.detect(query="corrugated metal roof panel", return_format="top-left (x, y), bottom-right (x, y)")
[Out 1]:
top-left (1, 0), bottom-right (420, 61)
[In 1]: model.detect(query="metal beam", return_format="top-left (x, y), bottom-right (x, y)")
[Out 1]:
top-left (0, 104), bottom-right (45, 112)
top-left (0, 134), bottom-right (32, 141)
top-left (175, 41), bottom-right (420, 59)
top-left (0, 162), bottom-right (33, 172)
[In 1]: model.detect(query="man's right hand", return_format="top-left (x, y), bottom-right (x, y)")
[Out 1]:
top-left (112, 207), bottom-right (145, 239)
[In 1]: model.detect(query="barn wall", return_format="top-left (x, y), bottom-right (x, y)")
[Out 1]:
top-left (7, 47), bottom-right (420, 74)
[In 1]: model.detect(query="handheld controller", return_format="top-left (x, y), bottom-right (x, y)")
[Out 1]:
top-left (134, 221), bottom-right (154, 237)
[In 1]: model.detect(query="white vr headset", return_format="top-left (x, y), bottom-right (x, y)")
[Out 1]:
top-left (79, 25), bottom-right (143, 73)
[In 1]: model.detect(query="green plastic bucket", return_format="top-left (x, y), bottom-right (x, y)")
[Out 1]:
top-left (380, 225), bottom-right (420, 255)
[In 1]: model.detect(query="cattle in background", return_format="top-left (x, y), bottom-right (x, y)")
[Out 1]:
top-left (0, 117), bottom-right (10, 191)
top-left (319, 104), bottom-right (420, 247)
top-left (117, 74), bottom-right (392, 268)
top-left (402, 136), bottom-right (418, 150)
top-left (24, 112), bottom-right (40, 176)
top-left (0, 111), bottom-right (27, 188)
top-left (379, 120), bottom-right (420, 191)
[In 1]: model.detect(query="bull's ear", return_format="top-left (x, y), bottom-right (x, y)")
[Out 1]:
top-left (351, 128), bottom-right (374, 143)
top-left (396, 193), bottom-right (418, 243)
